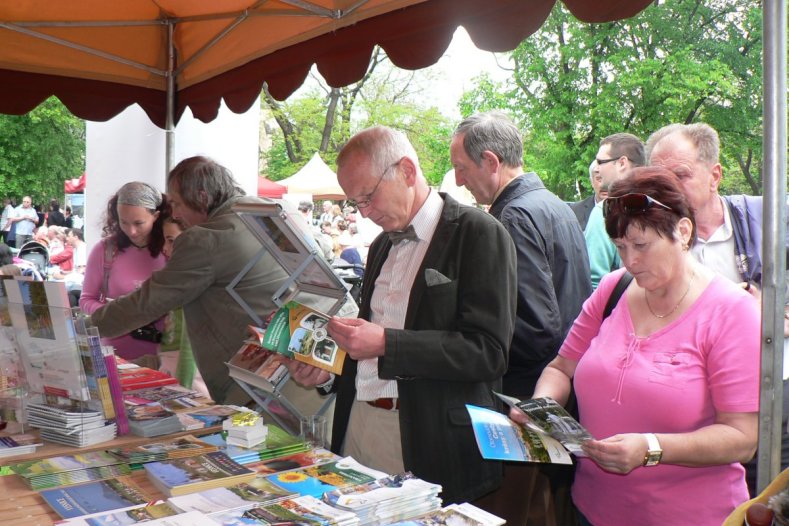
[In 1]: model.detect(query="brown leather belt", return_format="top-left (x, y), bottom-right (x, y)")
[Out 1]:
top-left (366, 398), bottom-right (400, 411)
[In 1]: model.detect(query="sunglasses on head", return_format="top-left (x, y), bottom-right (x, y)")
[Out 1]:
top-left (603, 193), bottom-right (674, 217)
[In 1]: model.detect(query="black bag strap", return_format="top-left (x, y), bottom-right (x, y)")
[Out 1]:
top-left (602, 271), bottom-right (633, 321)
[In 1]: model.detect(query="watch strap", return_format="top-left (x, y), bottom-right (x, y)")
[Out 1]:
top-left (642, 433), bottom-right (662, 466)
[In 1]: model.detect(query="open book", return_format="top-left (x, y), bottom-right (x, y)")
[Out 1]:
top-left (256, 301), bottom-right (346, 375)
top-left (466, 394), bottom-right (594, 464)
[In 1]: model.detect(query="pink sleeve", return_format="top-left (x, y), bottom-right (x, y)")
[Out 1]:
top-left (704, 283), bottom-right (761, 413)
top-left (559, 269), bottom-right (628, 362)
top-left (79, 241), bottom-right (107, 315)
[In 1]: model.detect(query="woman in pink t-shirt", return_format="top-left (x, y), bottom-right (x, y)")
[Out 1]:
top-left (515, 168), bottom-right (760, 526)
top-left (80, 182), bottom-right (168, 360)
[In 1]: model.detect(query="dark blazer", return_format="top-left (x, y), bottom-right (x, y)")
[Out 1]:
top-left (330, 193), bottom-right (517, 504)
top-left (568, 194), bottom-right (596, 230)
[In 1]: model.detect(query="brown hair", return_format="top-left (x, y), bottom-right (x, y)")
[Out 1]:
top-left (605, 166), bottom-right (696, 244)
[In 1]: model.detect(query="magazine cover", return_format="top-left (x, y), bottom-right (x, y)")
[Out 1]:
top-left (261, 301), bottom-right (346, 375)
top-left (39, 478), bottom-right (150, 519)
top-left (144, 451), bottom-right (256, 496)
top-left (265, 456), bottom-right (387, 498)
top-left (465, 404), bottom-right (573, 464)
top-left (168, 478), bottom-right (294, 515)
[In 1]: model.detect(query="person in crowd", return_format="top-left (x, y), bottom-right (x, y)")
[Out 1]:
top-left (89, 157), bottom-right (351, 404)
top-left (298, 200), bottom-right (334, 262)
top-left (319, 200), bottom-right (333, 224)
top-left (336, 232), bottom-right (364, 278)
top-left (0, 198), bottom-right (14, 245)
top-left (49, 228), bottom-right (74, 272)
top-left (451, 111), bottom-right (591, 525)
top-left (47, 226), bottom-right (64, 256)
top-left (63, 206), bottom-right (74, 228)
top-left (646, 121), bottom-right (789, 495)
top-left (33, 204), bottom-right (45, 229)
top-left (46, 199), bottom-right (68, 227)
top-left (568, 160), bottom-right (602, 230)
top-left (583, 133), bottom-right (645, 289)
top-left (7, 196), bottom-right (39, 248)
top-left (80, 182), bottom-right (168, 361)
top-left (288, 125), bottom-right (517, 504)
top-left (517, 167), bottom-right (759, 526)
top-left (331, 204), bottom-right (344, 227)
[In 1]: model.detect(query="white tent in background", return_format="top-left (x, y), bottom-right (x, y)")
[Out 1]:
top-left (280, 152), bottom-right (345, 200)
top-left (440, 169), bottom-right (476, 206)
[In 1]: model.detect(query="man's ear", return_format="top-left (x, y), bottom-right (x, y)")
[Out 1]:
top-left (400, 157), bottom-right (418, 186)
top-left (481, 150), bottom-right (501, 173)
top-left (710, 163), bottom-right (723, 192)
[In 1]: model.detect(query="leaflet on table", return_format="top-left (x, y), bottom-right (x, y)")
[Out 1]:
top-left (56, 502), bottom-right (178, 526)
top-left (257, 301), bottom-right (346, 375)
top-left (493, 392), bottom-right (593, 455)
top-left (264, 456), bottom-right (387, 498)
top-left (466, 404), bottom-right (573, 464)
top-left (40, 478), bottom-right (150, 519)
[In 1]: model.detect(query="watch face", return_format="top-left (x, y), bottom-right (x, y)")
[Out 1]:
top-left (645, 451), bottom-right (662, 466)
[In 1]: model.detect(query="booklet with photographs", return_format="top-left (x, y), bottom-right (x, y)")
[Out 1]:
top-left (466, 394), bottom-right (594, 464)
top-left (257, 301), bottom-right (347, 375)
top-left (226, 341), bottom-right (289, 393)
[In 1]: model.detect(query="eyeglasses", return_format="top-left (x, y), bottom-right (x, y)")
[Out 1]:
top-left (603, 193), bottom-right (674, 217)
top-left (347, 160), bottom-right (400, 209)
top-left (596, 157), bottom-right (621, 166)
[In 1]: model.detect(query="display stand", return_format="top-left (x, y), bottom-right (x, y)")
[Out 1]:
top-left (227, 200), bottom-right (347, 434)
top-left (3, 279), bottom-right (119, 446)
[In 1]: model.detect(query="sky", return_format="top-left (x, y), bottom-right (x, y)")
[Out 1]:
top-left (418, 28), bottom-right (512, 118)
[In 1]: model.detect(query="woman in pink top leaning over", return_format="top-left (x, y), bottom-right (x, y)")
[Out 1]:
top-left (80, 182), bottom-right (168, 361)
top-left (514, 167), bottom-right (760, 526)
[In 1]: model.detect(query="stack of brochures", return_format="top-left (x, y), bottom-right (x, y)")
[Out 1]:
top-left (144, 451), bottom-right (257, 497)
top-left (323, 472), bottom-right (442, 526)
top-left (10, 451), bottom-right (132, 490)
top-left (127, 402), bottom-right (184, 437)
top-left (107, 434), bottom-right (219, 464)
top-left (246, 447), bottom-right (340, 475)
top-left (27, 401), bottom-right (117, 447)
top-left (200, 423), bottom-right (309, 465)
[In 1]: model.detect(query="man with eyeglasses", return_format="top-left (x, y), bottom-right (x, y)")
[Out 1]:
top-left (288, 125), bottom-right (517, 505)
top-left (450, 111), bottom-right (591, 525)
top-left (584, 133), bottom-right (646, 288)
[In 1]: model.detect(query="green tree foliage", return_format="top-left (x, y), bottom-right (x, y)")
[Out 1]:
top-left (0, 97), bottom-right (85, 204)
top-left (262, 48), bottom-right (454, 186)
top-left (459, 0), bottom-right (764, 199)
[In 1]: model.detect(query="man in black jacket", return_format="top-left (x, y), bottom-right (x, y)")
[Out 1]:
top-left (451, 111), bottom-right (592, 525)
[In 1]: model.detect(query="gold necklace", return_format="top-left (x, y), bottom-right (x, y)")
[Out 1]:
top-left (644, 271), bottom-right (695, 319)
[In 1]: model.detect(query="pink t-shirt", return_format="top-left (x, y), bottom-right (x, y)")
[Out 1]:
top-left (560, 268), bottom-right (760, 526)
top-left (80, 239), bottom-right (166, 360)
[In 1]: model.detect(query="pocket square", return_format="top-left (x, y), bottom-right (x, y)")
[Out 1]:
top-left (425, 268), bottom-right (452, 287)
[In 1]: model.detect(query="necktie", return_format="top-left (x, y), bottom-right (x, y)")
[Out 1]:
top-left (387, 225), bottom-right (418, 245)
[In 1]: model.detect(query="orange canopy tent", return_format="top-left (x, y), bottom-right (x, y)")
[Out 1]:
top-left (0, 0), bottom-right (655, 129)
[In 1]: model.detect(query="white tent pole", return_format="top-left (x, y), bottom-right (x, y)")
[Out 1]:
top-left (165, 21), bottom-right (175, 180)
top-left (757, 0), bottom-right (787, 493)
